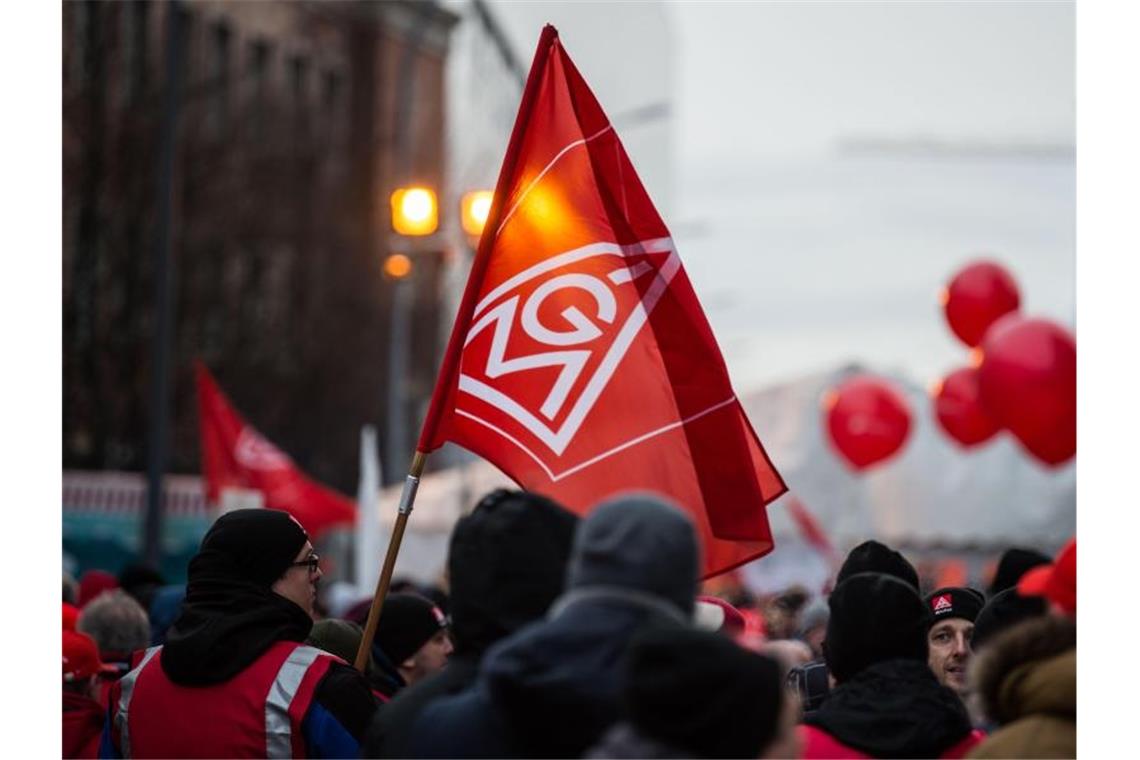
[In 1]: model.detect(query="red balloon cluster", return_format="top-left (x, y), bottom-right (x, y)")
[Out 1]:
top-left (934, 261), bottom-right (1075, 467)
top-left (824, 375), bottom-right (912, 471)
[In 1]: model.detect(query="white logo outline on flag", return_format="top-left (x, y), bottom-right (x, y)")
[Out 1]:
top-left (456, 236), bottom-right (736, 481)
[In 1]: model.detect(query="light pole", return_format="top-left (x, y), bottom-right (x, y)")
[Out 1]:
top-left (385, 187), bottom-right (437, 478)
top-left (143, 1), bottom-right (187, 570)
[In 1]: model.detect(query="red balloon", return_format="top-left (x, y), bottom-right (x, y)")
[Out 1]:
top-left (977, 315), bottom-right (1076, 466)
top-left (942, 261), bottom-right (1021, 347)
top-left (824, 375), bottom-right (913, 471)
top-left (933, 366), bottom-right (1001, 447)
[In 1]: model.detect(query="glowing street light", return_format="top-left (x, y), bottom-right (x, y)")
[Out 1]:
top-left (461, 190), bottom-right (494, 237)
top-left (383, 253), bottom-right (412, 280)
top-left (390, 186), bottom-right (438, 236)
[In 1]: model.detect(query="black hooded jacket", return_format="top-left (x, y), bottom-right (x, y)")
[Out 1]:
top-left (140, 510), bottom-right (377, 749)
top-left (363, 488), bottom-right (579, 758)
top-left (804, 659), bottom-right (976, 758)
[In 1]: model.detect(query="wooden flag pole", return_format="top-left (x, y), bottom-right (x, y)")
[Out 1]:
top-left (353, 450), bottom-right (427, 672)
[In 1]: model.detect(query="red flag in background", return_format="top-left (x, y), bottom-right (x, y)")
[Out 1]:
top-left (196, 362), bottom-right (356, 539)
top-left (418, 26), bottom-right (786, 577)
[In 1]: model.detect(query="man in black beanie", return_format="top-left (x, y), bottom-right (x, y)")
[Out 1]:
top-left (925, 586), bottom-right (985, 697)
top-left (365, 488), bottom-right (579, 758)
top-left (100, 509), bottom-right (377, 758)
top-left (971, 587), bottom-right (1047, 652)
top-left (587, 626), bottom-right (799, 759)
top-left (367, 592), bottom-right (452, 700)
top-left (800, 573), bottom-right (982, 758)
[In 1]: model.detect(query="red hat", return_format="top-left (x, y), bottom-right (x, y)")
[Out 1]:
top-left (63, 603), bottom-right (80, 631)
top-left (695, 595), bottom-right (747, 636)
top-left (63, 630), bottom-right (115, 682)
top-left (1018, 538), bottom-right (1076, 616)
top-left (78, 569), bottom-right (119, 608)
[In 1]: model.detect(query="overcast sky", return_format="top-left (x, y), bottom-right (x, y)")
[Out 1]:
top-left (480, 1), bottom-right (1075, 389)
top-left (488, 1), bottom-right (1074, 164)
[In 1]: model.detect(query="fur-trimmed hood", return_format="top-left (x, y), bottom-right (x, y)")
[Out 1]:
top-left (970, 614), bottom-right (1076, 726)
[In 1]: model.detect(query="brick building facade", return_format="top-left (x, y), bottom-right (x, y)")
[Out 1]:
top-left (63, 0), bottom-right (458, 493)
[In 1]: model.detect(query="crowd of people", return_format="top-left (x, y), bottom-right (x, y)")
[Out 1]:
top-left (62, 489), bottom-right (1076, 758)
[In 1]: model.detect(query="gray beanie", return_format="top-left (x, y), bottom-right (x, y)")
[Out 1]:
top-left (566, 492), bottom-right (699, 618)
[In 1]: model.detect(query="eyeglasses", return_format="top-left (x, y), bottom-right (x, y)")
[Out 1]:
top-left (290, 554), bottom-right (320, 574)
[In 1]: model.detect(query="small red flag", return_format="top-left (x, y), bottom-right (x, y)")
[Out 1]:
top-left (417, 26), bottom-right (786, 577)
top-left (195, 362), bottom-right (356, 539)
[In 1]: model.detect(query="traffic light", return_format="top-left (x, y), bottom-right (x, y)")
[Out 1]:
top-left (461, 190), bottom-right (494, 237)
top-left (390, 187), bottom-right (438, 236)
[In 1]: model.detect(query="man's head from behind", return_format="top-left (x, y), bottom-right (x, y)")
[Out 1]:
top-left (566, 492), bottom-right (700, 620)
top-left (375, 593), bottom-right (453, 686)
top-left (77, 589), bottom-right (150, 665)
top-left (823, 572), bottom-right (931, 684)
top-left (924, 586), bottom-right (985, 695)
top-left (1017, 538), bottom-right (1076, 618)
top-left (836, 540), bottom-right (920, 591)
top-left (988, 547), bottom-right (1051, 597)
top-left (447, 489), bottom-right (579, 656)
top-left (623, 625), bottom-right (797, 759)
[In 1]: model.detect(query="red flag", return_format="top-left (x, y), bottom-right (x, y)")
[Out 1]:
top-left (418, 26), bottom-right (786, 578)
top-left (195, 362), bottom-right (356, 539)
top-left (785, 496), bottom-right (836, 559)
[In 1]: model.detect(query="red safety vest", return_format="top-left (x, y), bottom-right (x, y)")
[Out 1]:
top-left (111, 641), bottom-right (338, 758)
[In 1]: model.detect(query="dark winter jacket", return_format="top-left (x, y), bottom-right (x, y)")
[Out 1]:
top-left (801, 659), bottom-right (983, 758)
top-left (967, 615), bottom-right (1076, 759)
top-left (404, 494), bottom-right (699, 758)
top-left (364, 654), bottom-right (480, 757)
top-left (586, 723), bottom-right (694, 759)
top-left (63, 691), bottom-right (104, 759)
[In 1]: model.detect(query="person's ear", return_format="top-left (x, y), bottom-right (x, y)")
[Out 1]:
top-left (400, 656), bottom-right (416, 671)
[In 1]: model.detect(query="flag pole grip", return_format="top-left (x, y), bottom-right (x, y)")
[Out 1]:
top-left (353, 450), bottom-right (427, 672)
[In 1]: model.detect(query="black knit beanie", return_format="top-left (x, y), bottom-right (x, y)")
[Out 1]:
top-left (837, 540), bottom-right (920, 591)
top-left (926, 586), bottom-right (986, 623)
top-left (374, 593), bottom-right (448, 665)
top-left (823, 572), bottom-right (931, 684)
top-left (624, 625), bottom-right (785, 759)
top-left (448, 489), bottom-right (579, 655)
top-left (988, 547), bottom-right (1051, 597)
top-left (971, 587), bottom-right (1048, 650)
top-left (190, 508), bottom-right (309, 588)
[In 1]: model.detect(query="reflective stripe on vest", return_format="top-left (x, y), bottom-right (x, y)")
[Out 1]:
top-left (115, 646), bottom-right (162, 759)
top-left (264, 644), bottom-right (324, 759)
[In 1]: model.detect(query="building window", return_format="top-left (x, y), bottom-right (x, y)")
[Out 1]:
top-left (123, 1), bottom-right (149, 104)
top-left (322, 69), bottom-right (340, 111)
top-left (289, 55), bottom-right (309, 135)
top-left (249, 39), bottom-right (271, 139)
top-left (290, 55), bottom-right (309, 106)
top-left (209, 20), bottom-right (231, 135)
top-left (322, 69), bottom-right (342, 143)
top-left (71, 1), bottom-right (96, 87)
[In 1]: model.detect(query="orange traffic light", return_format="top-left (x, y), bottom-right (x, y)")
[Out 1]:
top-left (390, 187), bottom-right (438, 236)
top-left (461, 190), bottom-right (494, 237)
